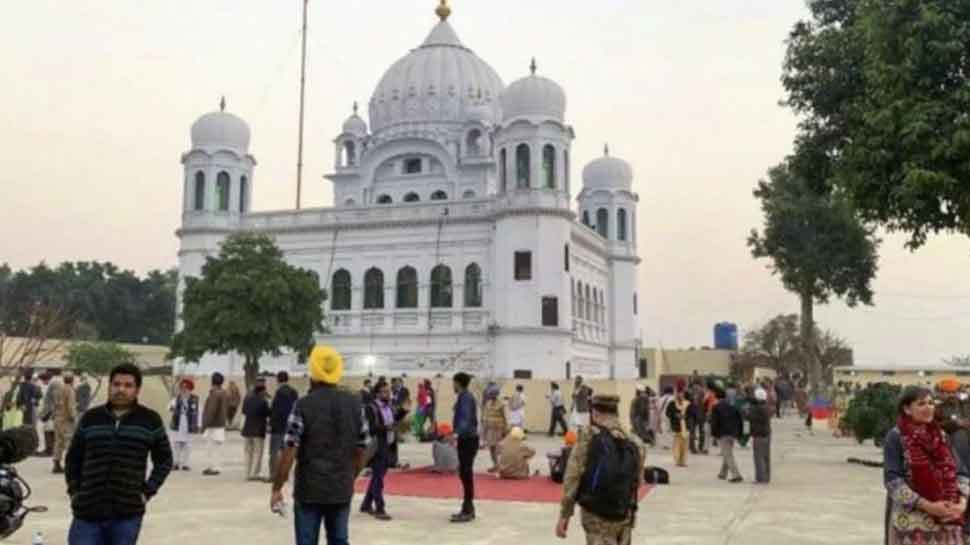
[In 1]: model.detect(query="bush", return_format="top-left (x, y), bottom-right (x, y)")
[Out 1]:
top-left (842, 383), bottom-right (900, 445)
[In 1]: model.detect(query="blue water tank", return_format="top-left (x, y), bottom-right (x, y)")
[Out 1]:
top-left (714, 322), bottom-right (739, 350)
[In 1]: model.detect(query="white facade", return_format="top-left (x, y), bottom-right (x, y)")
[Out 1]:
top-left (176, 10), bottom-right (641, 380)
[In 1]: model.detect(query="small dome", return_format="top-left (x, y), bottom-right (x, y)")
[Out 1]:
top-left (190, 105), bottom-right (251, 152)
top-left (343, 102), bottom-right (368, 136)
top-left (500, 59), bottom-right (566, 122)
top-left (582, 145), bottom-right (633, 190)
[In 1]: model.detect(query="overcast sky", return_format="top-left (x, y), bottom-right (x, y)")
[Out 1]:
top-left (2, 1), bottom-right (969, 366)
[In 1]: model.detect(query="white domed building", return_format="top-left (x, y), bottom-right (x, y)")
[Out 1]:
top-left (176, 4), bottom-right (641, 379)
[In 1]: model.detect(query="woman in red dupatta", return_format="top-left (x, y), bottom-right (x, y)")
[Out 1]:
top-left (885, 386), bottom-right (969, 545)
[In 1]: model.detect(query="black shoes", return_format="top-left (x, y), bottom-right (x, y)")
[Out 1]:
top-left (202, 469), bottom-right (220, 476)
top-left (729, 477), bottom-right (744, 483)
top-left (450, 512), bottom-right (475, 523)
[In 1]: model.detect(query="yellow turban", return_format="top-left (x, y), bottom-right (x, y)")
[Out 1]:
top-left (509, 427), bottom-right (525, 441)
top-left (309, 345), bottom-right (343, 385)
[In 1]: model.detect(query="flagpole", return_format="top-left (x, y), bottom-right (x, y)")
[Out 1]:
top-left (296, 0), bottom-right (308, 210)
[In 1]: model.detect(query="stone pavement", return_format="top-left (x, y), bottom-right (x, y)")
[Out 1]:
top-left (13, 416), bottom-right (883, 544)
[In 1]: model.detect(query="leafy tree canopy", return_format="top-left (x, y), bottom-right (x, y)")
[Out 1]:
top-left (783, 0), bottom-right (970, 248)
top-left (169, 233), bottom-right (325, 387)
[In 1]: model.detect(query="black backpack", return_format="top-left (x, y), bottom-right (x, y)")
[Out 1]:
top-left (643, 466), bottom-right (669, 485)
top-left (577, 427), bottom-right (641, 521)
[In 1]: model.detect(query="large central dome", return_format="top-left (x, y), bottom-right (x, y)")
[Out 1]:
top-left (368, 19), bottom-right (504, 134)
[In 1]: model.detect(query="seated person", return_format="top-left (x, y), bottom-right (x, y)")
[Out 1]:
top-left (497, 427), bottom-right (535, 480)
top-left (547, 430), bottom-right (578, 483)
top-left (431, 422), bottom-right (458, 474)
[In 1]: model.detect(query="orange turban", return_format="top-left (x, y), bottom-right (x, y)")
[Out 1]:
top-left (939, 377), bottom-right (961, 393)
top-left (564, 430), bottom-right (578, 447)
top-left (437, 422), bottom-right (453, 436)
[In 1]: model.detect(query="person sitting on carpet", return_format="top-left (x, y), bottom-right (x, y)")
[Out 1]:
top-left (497, 427), bottom-right (535, 480)
top-left (547, 430), bottom-right (577, 483)
top-left (431, 422), bottom-right (458, 474)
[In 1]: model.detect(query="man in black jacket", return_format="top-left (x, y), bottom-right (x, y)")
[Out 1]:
top-left (269, 371), bottom-right (299, 478)
top-left (65, 363), bottom-right (173, 545)
top-left (747, 388), bottom-right (772, 483)
top-left (271, 346), bottom-right (365, 545)
top-left (242, 378), bottom-right (271, 481)
top-left (709, 387), bottom-right (743, 483)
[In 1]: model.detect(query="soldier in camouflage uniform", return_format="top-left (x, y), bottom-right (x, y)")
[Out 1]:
top-left (52, 372), bottom-right (77, 474)
top-left (557, 394), bottom-right (645, 545)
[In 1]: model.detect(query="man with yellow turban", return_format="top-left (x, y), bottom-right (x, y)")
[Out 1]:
top-left (271, 345), bottom-right (366, 545)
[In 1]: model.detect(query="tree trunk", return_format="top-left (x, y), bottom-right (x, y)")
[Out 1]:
top-left (800, 291), bottom-right (821, 396)
top-left (244, 355), bottom-right (259, 391)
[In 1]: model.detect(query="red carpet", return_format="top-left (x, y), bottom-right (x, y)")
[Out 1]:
top-left (354, 466), bottom-right (653, 504)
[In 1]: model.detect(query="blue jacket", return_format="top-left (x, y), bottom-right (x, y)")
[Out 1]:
top-left (453, 390), bottom-right (478, 438)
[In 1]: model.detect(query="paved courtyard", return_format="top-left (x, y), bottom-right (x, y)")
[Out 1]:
top-left (14, 416), bottom-right (883, 544)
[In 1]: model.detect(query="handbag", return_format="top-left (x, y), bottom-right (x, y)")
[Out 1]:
top-left (3, 408), bottom-right (23, 430)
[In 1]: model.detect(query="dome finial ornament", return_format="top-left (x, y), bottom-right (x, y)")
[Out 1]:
top-left (604, 143), bottom-right (610, 156)
top-left (530, 57), bottom-right (537, 75)
top-left (353, 101), bottom-right (358, 115)
top-left (435, 0), bottom-right (451, 21)
top-left (219, 96), bottom-right (226, 112)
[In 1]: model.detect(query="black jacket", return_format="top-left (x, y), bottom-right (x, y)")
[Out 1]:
top-left (241, 392), bottom-right (271, 438)
top-left (747, 401), bottom-right (772, 438)
top-left (270, 384), bottom-right (299, 434)
top-left (364, 399), bottom-right (408, 455)
top-left (66, 402), bottom-right (173, 521)
top-left (293, 384), bottom-right (363, 504)
top-left (710, 399), bottom-right (743, 439)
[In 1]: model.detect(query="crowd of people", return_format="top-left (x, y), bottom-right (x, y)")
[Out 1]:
top-left (16, 351), bottom-right (825, 545)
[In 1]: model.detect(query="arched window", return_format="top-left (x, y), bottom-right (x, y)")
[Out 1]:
top-left (464, 263), bottom-right (482, 308)
top-left (585, 285), bottom-right (592, 320)
top-left (430, 265), bottom-right (453, 308)
top-left (542, 144), bottom-right (556, 189)
top-left (331, 269), bottom-right (352, 311)
top-left (499, 148), bottom-right (508, 192)
top-left (466, 129), bottom-right (482, 156)
top-left (515, 144), bottom-right (530, 189)
top-left (364, 268), bottom-right (384, 309)
top-left (617, 208), bottom-right (628, 241)
top-left (564, 244), bottom-right (570, 272)
top-left (396, 266), bottom-right (418, 308)
top-left (592, 290), bottom-right (599, 323)
top-left (596, 208), bottom-right (609, 238)
top-left (404, 192), bottom-right (420, 203)
top-left (343, 141), bottom-right (356, 166)
top-left (193, 172), bottom-right (205, 211)
top-left (239, 176), bottom-right (248, 213)
top-left (216, 171), bottom-right (230, 211)
top-left (564, 149), bottom-right (570, 190)
top-left (582, 210), bottom-right (590, 227)
top-left (462, 190), bottom-right (476, 199)
top-left (577, 281), bottom-right (585, 320)
top-left (430, 190), bottom-right (448, 201)
top-left (377, 194), bottom-right (393, 204)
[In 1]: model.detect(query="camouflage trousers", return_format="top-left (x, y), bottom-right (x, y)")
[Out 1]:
top-left (53, 420), bottom-right (75, 463)
top-left (581, 510), bottom-right (633, 545)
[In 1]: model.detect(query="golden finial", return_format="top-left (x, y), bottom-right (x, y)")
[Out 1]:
top-left (219, 96), bottom-right (226, 112)
top-left (530, 58), bottom-right (537, 75)
top-left (352, 101), bottom-right (358, 115)
top-left (436, 0), bottom-right (451, 22)
top-left (604, 143), bottom-right (610, 156)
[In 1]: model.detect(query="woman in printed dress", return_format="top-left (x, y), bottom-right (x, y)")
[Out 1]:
top-left (884, 385), bottom-right (969, 545)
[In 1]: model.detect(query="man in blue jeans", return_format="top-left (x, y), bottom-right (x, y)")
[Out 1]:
top-left (65, 363), bottom-right (173, 545)
top-left (271, 346), bottom-right (366, 545)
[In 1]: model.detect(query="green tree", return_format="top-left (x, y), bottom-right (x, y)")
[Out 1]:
top-left (783, 0), bottom-right (970, 248)
top-left (748, 160), bottom-right (879, 392)
top-left (64, 341), bottom-right (137, 400)
top-left (169, 233), bottom-right (325, 388)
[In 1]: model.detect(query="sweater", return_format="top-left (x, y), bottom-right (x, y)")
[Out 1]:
top-left (65, 402), bottom-right (173, 521)
top-left (202, 388), bottom-right (228, 429)
top-left (241, 392), bottom-right (271, 438)
top-left (269, 384), bottom-right (299, 435)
